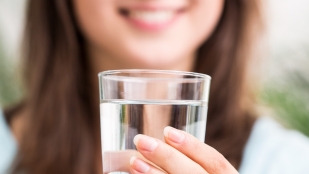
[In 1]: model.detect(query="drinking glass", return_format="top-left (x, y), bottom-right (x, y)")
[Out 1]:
top-left (99, 69), bottom-right (211, 174)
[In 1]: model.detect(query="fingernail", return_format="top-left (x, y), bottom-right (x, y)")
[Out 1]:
top-left (133, 134), bottom-right (158, 152)
top-left (130, 156), bottom-right (137, 165)
top-left (130, 156), bottom-right (150, 173)
top-left (164, 126), bottom-right (185, 143)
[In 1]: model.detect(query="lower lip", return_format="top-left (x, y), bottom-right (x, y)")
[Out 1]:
top-left (122, 13), bottom-right (180, 32)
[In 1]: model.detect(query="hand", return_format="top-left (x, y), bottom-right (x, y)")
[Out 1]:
top-left (129, 126), bottom-right (239, 174)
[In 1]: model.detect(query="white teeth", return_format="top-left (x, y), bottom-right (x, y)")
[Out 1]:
top-left (129, 10), bottom-right (174, 24)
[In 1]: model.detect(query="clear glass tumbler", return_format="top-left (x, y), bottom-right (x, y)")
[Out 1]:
top-left (99, 69), bottom-right (211, 174)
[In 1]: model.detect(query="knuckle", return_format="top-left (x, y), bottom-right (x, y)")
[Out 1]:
top-left (211, 154), bottom-right (229, 171)
top-left (163, 147), bottom-right (175, 160)
top-left (184, 134), bottom-right (196, 147)
top-left (190, 138), bottom-right (200, 150)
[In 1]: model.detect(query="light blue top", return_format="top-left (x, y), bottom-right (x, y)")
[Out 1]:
top-left (239, 117), bottom-right (309, 173)
top-left (0, 109), bottom-right (17, 174)
top-left (0, 109), bottom-right (309, 174)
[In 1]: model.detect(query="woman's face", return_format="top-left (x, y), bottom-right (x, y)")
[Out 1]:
top-left (74, 0), bottom-right (224, 69)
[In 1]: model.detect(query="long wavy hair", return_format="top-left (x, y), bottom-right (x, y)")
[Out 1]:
top-left (6, 0), bottom-right (261, 173)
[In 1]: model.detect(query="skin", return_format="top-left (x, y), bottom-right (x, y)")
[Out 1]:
top-left (72, 0), bottom-right (239, 173)
top-left (131, 127), bottom-right (238, 174)
top-left (101, 127), bottom-right (239, 174)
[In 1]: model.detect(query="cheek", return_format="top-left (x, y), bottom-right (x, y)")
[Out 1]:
top-left (188, 0), bottom-right (225, 47)
top-left (73, 0), bottom-right (118, 48)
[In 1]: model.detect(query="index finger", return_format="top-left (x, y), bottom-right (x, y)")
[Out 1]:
top-left (134, 134), bottom-right (207, 174)
top-left (103, 150), bottom-right (152, 173)
top-left (103, 150), bottom-right (139, 173)
top-left (163, 126), bottom-right (238, 174)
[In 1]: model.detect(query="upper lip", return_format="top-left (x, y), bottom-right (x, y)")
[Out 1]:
top-left (118, 1), bottom-right (188, 11)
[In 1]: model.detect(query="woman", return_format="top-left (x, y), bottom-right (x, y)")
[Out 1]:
top-left (1, 0), bottom-right (309, 173)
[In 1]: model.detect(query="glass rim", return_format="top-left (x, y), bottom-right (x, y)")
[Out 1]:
top-left (98, 69), bottom-right (211, 80)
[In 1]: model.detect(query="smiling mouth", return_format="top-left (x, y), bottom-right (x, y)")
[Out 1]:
top-left (119, 8), bottom-right (185, 31)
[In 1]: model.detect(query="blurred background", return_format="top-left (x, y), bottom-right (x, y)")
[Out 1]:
top-left (0, 0), bottom-right (309, 136)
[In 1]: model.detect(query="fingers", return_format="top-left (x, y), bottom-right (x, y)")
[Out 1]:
top-left (133, 134), bottom-right (208, 174)
top-left (129, 156), bottom-right (166, 174)
top-left (103, 150), bottom-right (145, 173)
top-left (163, 126), bottom-right (238, 174)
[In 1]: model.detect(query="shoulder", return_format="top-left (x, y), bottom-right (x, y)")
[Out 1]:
top-left (239, 117), bottom-right (309, 174)
top-left (0, 108), bottom-right (17, 173)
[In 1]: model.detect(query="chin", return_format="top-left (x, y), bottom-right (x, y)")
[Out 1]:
top-left (120, 41), bottom-right (188, 69)
top-left (124, 50), bottom-right (187, 70)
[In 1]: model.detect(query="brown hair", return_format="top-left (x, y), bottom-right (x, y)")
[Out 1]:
top-left (7, 0), bottom-right (261, 173)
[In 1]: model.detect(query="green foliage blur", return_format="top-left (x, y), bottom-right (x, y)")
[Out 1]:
top-left (260, 47), bottom-right (309, 137)
top-left (0, 35), bottom-right (23, 107)
top-left (261, 85), bottom-right (309, 137)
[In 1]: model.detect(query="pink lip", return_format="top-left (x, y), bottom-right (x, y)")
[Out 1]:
top-left (119, 2), bottom-right (186, 11)
top-left (119, 5), bottom-right (185, 32)
top-left (125, 13), bottom-right (179, 31)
